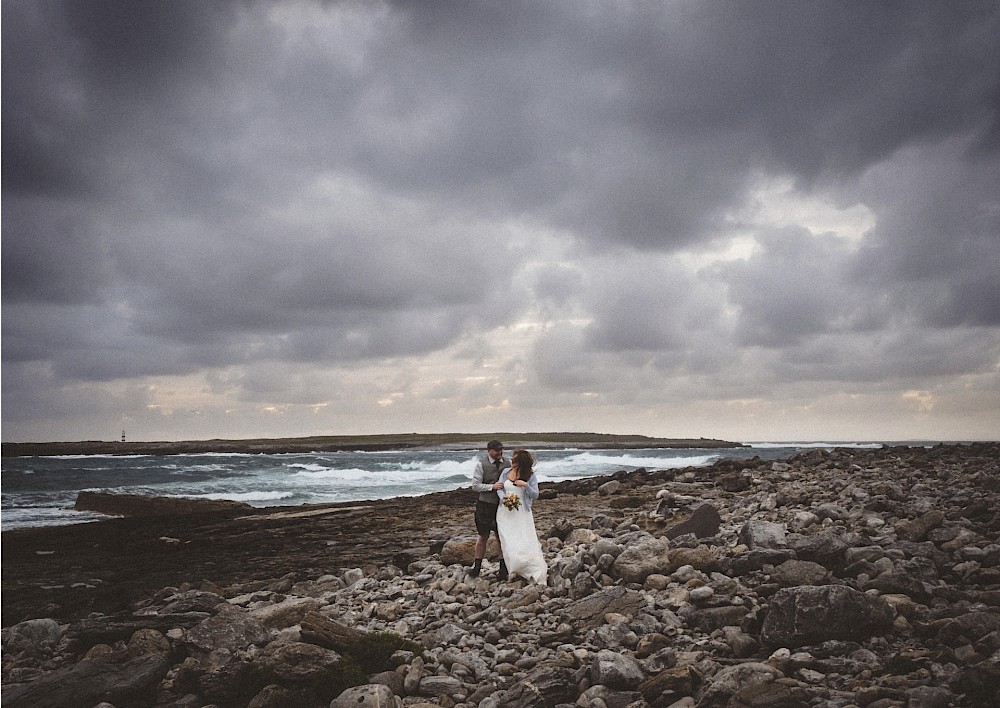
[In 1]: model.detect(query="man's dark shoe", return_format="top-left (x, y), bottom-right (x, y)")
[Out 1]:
top-left (469, 559), bottom-right (482, 577)
top-left (497, 560), bottom-right (508, 581)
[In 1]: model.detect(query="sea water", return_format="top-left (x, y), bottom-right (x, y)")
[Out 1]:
top-left (0, 443), bottom-right (884, 530)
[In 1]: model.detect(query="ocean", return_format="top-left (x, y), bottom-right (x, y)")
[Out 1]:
top-left (1, 443), bottom-right (885, 531)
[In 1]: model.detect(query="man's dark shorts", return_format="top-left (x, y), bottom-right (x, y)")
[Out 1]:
top-left (475, 500), bottom-right (499, 536)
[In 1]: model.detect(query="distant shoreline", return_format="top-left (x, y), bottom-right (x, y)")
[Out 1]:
top-left (1, 432), bottom-right (745, 458)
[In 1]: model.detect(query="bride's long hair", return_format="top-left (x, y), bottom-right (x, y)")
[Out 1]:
top-left (511, 449), bottom-right (535, 480)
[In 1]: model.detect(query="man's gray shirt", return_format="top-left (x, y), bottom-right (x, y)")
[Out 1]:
top-left (472, 453), bottom-right (510, 504)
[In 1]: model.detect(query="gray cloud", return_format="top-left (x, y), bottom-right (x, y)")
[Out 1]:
top-left (3, 0), bottom-right (999, 442)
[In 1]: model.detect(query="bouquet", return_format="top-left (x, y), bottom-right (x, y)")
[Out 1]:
top-left (502, 493), bottom-right (521, 511)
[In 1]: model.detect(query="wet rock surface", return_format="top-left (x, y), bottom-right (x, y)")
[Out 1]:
top-left (3, 442), bottom-right (999, 707)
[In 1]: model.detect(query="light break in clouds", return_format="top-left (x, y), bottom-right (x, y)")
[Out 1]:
top-left (3, 1), bottom-right (999, 443)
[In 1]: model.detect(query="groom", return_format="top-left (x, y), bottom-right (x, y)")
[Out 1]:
top-left (469, 439), bottom-right (509, 580)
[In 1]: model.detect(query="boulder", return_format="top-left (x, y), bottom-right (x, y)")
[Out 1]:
top-left (250, 596), bottom-right (323, 629)
top-left (769, 559), bottom-right (830, 587)
top-left (247, 683), bottom-right (298, 708)
top-left (563, 586), bottom-right (647, 630)
top-left (418, 675), bottom-right (464, 697)
top-left (929, 611), bottom-right (1000, 646)
top-left (3, 618), bottom-right (62, 658)
top-left (439, 535), bottom-right (500, 565)
top-left (502, 663), bottom-right (576, 707)
top-left (126, 628), bottom-right (170, 657)
top-left (330, 683), bottom-right (398, 707)
top-left (898, 510), bottom-right (945, 542)
top-left (612, 537), bottom-right (671, 583)
top-left (665, 504), bottom-right (722, 540)
top-left (761, 585), bottom-right (895, 648)
top-left (158, 590), bottom-right (227, 614)
top-left (718, 470), bottom-right (753, 491)
top-left (738, 520), bottom-right (787, 549)
top-left (639, 664), bottom-right (698, 704)
top-left (256, 641), bottom-right (340, 684)
top-left (786, 534), bottom-right (848, 572)
top-left (696, 662), bottom-right (784, 708)
top-left (688, 606), bottom-right (749, 633)
top-left (668, 546), bottom-right (720, 573)
top-left (197, 660), bottom-right (268, 707)
top-left (729, 679), bottom-right (810, 708)
top-left (546, 518), bottom-right (574, 540)
top-left (2, 652), bottom-right (171, 708)
top-left (183, 604), bottom-right (270, 654)
top-left (591, 648), bottom-right (645, 689)
top-left (598, 480), bottom-right (622, 496)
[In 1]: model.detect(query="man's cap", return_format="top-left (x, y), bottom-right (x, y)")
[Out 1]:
top-left (487, 440), bottom-right (503, 450)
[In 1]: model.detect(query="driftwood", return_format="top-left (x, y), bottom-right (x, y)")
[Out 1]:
top-left (299, 611), bottom-right (366, 651)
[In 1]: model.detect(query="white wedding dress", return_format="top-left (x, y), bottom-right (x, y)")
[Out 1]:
top-left (496, 479), bottom-right (548, 584)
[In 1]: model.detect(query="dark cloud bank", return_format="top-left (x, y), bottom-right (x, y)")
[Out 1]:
top-left (3, 1), bottom-right (999, 442)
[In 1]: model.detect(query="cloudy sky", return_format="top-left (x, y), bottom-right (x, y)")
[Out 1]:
top-left (3, 1), bottom-right (999, 444)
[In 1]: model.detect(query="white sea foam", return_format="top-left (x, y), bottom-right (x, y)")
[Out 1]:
top-left (289, 465), bottom-right (470, 487)
top-left (396, 458), bottom-right (476, 474)
top-left (1, 507), bottom-right (113, 527)
top-left (537, 451), bottom-right (717, 480)
top-left (184, 464), bottom-right (231, 473)
top-left (287, 463), bottom-right (335, 473)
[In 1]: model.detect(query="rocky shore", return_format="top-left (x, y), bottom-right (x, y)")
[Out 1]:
top-left (3, 442), bottom-right (999, 707)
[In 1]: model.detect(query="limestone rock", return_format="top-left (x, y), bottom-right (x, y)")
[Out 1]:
top-left (502, 663), bottom-right (576, 707)
top-left (668, 546), bottom-right (720, 573)
top-left (439, 535), bottom-right (500, 564)
top-left (330, 683), bottom-right (399, 707)
top-left (3, 618), bottom-right (62, 658)
top-left (786, 534), bottom-right (848, 572)
top-left (563, 586), bottom-right (647, 630)
top-left (639, 664), bottom-right (698, 704)
top-left (760, 585), bottom-right (895, 648)
top-left (738, 520), bottom-right (787, 549)
top-left (418, 674), bottom-right (464, 697)
top-left (183, 604), bottom-right (270, 654)
top-left (247, 683), bottom-right (297, 708)
top-left (898, 510), bottom-right (945, 542)
top-left (256, 641), bottom-right (340, 684)
top-left (696, 662), bottom-right (784, 708)
top-left (729, 679), bottom-right (810, 708)
top-left (126, 628), bottom-right (170, 657)
top-left (590, 648), bottom-right (645, 689)
top-left (769, 559), bottom-right (830, 587)
top-left (2, 652), bottom-right (171, 708)
top-left (249, 596), bottom-right (323, 629)
top-left (598, 480), bottom-right (622, 496)
top-left (665, 503), bottom-right (722, 540)
top-left (612, 537), bottom-right (671, 583)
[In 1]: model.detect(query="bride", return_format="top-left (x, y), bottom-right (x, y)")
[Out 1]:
top-left (496, 449), bottom-right (548, 584)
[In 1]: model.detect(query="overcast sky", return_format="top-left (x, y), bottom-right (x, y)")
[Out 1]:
top-left (3, 1), bottom-right (999, 444)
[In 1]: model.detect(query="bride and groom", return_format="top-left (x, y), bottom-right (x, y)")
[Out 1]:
top-left (469, 440), bottom-right (547, 584)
